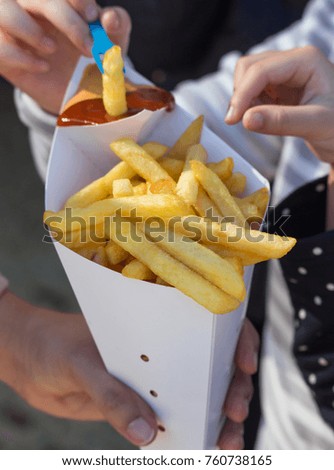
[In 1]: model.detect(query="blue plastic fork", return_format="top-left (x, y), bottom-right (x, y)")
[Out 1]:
top-left (88, 20), bottom-right (115, 73)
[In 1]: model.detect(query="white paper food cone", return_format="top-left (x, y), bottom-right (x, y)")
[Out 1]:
top-left (45, 57), bottom-right (269, 449)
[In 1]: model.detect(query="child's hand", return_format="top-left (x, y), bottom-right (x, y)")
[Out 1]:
top-left (225, 46), bottom-right (334, 166)
top-left (0, 1), bottom-right (131, 114)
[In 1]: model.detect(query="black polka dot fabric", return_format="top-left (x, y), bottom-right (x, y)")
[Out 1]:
top-left (269, 176), bottom-right (334, 429)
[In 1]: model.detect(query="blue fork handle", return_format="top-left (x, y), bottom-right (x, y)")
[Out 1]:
top-left (89, 20), bottom-right (114, 73)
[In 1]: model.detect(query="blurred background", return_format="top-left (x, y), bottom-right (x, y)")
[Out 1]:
top-left (0, 0), bottom-right (307, 450)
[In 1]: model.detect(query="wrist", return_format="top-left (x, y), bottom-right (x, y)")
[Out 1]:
top-left (0, 292), bottom-right (34, 393)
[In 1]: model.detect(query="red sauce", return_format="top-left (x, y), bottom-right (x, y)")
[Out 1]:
top-left (57, 86), bottom-right (175, 127)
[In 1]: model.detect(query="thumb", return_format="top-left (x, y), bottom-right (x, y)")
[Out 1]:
top-left (101, 7), bottom-right (132, 55)
top-left (242, 103), bottom-right (329, 139)
top-left (76, 363), bottom-right (157, 446)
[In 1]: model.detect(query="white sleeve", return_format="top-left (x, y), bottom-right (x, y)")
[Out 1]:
top-left (14, 88), bottom-right (57, 182)
top-left (174, 0), bottom-right (334, 180)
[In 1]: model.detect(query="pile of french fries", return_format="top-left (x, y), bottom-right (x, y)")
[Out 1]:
top-left (44, 116), bottom-right (296, 314)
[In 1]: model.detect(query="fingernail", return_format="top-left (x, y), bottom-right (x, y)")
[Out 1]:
top-left (86, 5), bottom-right (99, 22)
top-left (42, 36), bottom-right (57, 52)
top-left (247, 112), bottom-right (264, 130)
top-left (225, 105), bottom-right (235, 123)
top-left (127, 418), bottom-right (155, 445)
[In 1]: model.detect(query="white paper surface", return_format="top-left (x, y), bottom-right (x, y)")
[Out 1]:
top-left (45, 57), bottom-right (269, 449)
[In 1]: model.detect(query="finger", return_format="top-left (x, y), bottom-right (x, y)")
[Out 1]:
top-left (0, 0), bottom-right (56, 54)
top-left (226, 47), bottom-right (319, 124)
top-left (0, 33), bottom-right (49, 73)
top-left (223, 369), bottom-right (253, 423)
top-left (74, 361), bottom-right (157, 447)
top-left (218, 420), bottom-right (244, 450)
top-left (243, 102), bottom-right (333, 139)
top-left (67, 0), bottom-right (100, 22)
top-left (26, 0), bottom-right (93, 56)
top-left (234, 318), bottom-right (260, 375)
top-left (233, 51), bottom-right (280, 92)
top-left (101, 7), bottom-right (132, 53)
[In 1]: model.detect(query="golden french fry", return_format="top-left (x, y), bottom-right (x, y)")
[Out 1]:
top-left (148, 179), bottom-right (175, 195)
top-left (167, 115), bottom-right (204, 160)
top-left (111, 138), bottom-right (176, 186)
top-left (102, 46), bottom-right (127, 117)
top-left (122, 259), bottom-right (156, 281)
top-left (156, 276), bottom-right (171, 286)
top-left (191, 161), bottom-right (247, 227)
top-left (132, 182), bottom-right (147, 196)
top-left (194, 187), bottom-right (223, 220)
top-left (234, 199), bottom-right (260, 220)
top-left (207, 158), bottom-right (234, 180)
top-left (223, 256), bottom-right (244, 275)
top-left (91, 245), bottom-right (109, 267)
top-left (159, 158), bottom-right (184, 181)
top-left (44, 194), bottom-right (193, 234)
top-left (225, 172), bottom-right (247, 196)
top-left (237, 187), bottom-right (270, 216)
top-left (105, 240), bottom-right (129, 265)
top-left (203, 243), bottom-right (267, 266)
top-left (142, 142), bottom-right (168, 159)
top-left (148, 228), bottom-right (245, 301)
top-left (74, 241), bottom-right (106, 261)
top-left (176, 216), bottom-right (296, 260)
top-left (112, 178), bottom-right (134, 198)
top-left (108, 221), bottom-right (239, 314)
top-left (176, 144), bottom-right (208, 206)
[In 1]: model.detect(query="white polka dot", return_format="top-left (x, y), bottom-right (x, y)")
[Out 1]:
top-left (298, 309), bottom-right (307, 320)
top-left (314, 296), bottom-right (322, 306)
top-left (289, 278), bottom-right (298, 284)
top-left (318, 357), bottom-right (329, 367)
top-left (326, 283), bottom-right (334, 291)
top-left (298, 267), bottom-right (308, 275)
top-left (298, 345), bottom-right (308, 352)
top-left (308, 373), bottom-right (317, 385)
top-left (312, 247), bottom-right (323, 256)
top-left (282, 207), bottom-right (290, 215)
top-left (315, 183), bottom-right (325, 192)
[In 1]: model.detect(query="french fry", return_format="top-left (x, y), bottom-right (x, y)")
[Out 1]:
top-left (176, 216), bottom-right (296, 260)
top-left (207, 158), bottom-right (234, 180)
top-left (91, 246), bottom-right (109, 267)
top-left (156, 276), bottom-right (171, 286)
top-left (225, 172), bottom-right (247, 196)
top-left (122, 259), bottom-right (156, 281)
top-left (159, 158), bottom-right (185, 181)
top-left (102, 46), bottom-right (127, 117)
top-left (167, 115), bottom-right (204, 160)
top-left (111, 138), bottom-right (176, 186)
top-left (191, 161), bottom-right (247, 227)
top-left (74, 241), bottom-right (106, 261)
top-left (142, 142), bottom-right (168, 159)
top-left (108, 221), bottom-right (239, 314)
top-left (194, 187), bottom-right (223, 220)
top-left (148, 179), bottom-right (175, 195)
top-left (235, 199), bottom-right (260, 221)
top-left (112, 178), bottom-right (134, 198)
top-left (44, 194), bottom-right (193, 233)
top-left (132, 182), bottom-right (147, 196)
top-left (176, 144), bottom-right (207, 206)
top-left (148, 228), bottom-right (245, 301)
top-left (236, 187), bottom-right (270, 216)
top-left (203, 243), bottom-right (267, 266)
top-left (105, 240), bottom-right (129, 265)
top-left (224, 257), bottom-right (244, 276)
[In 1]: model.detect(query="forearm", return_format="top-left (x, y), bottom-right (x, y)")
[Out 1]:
top-left (0, 291), bottom-right (31, 393)
top-left (327, 166), bottom-right (334, 231)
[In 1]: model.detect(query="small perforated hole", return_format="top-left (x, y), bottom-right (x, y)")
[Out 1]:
top-left (150, 390), bottom-right (158, 397)
top-left (158, 425), bottom-right (166, 432)
top-left (140, 354), bottom-right (149, 362)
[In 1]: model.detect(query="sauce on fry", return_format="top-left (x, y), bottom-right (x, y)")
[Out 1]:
top-left (57, 86), bottom-right (175, 127)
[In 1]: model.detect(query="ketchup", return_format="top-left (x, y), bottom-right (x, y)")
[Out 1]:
top-left (57, 86), bottom-right (175, 127)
